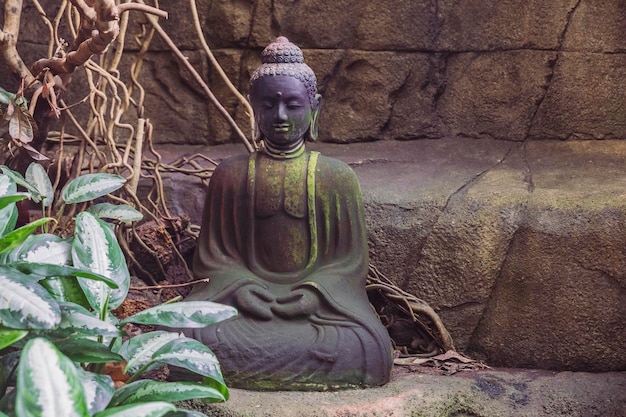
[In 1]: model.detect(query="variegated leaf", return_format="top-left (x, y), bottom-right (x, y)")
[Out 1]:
top-left (110, 380), bottom-right (226, 407)
top-left (151, 337), bottom-right (223, 385)
top-left (72, 212), bottom-right (130, 313)
top-left (55, 302), bottom-right (121, 338)
top-left (93, 402), bottom-right (175, 417)
top-left (0, 266), bottom-right (61, 329)
top-left (25, 162), bottom-right (54, 207)
top-left (62, 173), bottom-right (126, 204)
top-left (75, 367), bottom-right (115, 416)
top-left (0, 165), bottom-right (42, 202)
top-left (116, 331), bottom-right (180, 374)
top-left (121, 300), bottom-right (237, 328)
top-left (16, 338), bottom-right (89, 417)
top-left (88, 203), bottom-right (143, 224)
top-left (7, 234), bottom-right (87, 306)
top-left (10, 233), bottom-right (71, 264)
top-left (0, 174), bottom-right (15, 196)
top-left (0, 174), bottom-right (19, 238)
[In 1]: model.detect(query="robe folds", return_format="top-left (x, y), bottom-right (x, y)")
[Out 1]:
top-left (185, 150), bottom-right (393, 390)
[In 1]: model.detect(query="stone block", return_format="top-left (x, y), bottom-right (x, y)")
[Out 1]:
top-left (436, 0), bottom-right (579, 51)
top-left (438, 50), bottom-right (556, 141)
top-left (469, 140), bottom-right (626, 371)
top-left (382, 53), bottom-right (443, 140)
top-left (564, 0), bottom-right (626, 52)
top-left (319, 51), bottom-right (418, 142)
top-left (530, 52), bottom-right (626, 140)
top-left (354, 0), bottom-right (438, 50)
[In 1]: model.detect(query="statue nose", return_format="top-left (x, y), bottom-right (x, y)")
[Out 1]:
top-left (276, 102), bottom-right (288, 122)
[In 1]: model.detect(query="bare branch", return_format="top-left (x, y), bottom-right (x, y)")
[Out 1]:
top-left (0, 0), bottom-right (37, 87)
top-left (31, 0), bottom-right (167, 78)
top-left (136, 0), bottom-right (254, 152)
top-left (189, 0), bottom-right (255, 142)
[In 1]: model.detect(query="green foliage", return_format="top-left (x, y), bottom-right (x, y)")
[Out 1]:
top-left (0, 164), bottom-right (237, 417)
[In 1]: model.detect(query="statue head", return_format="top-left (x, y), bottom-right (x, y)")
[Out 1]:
top-left (250, 37), bottom-right (322, 151)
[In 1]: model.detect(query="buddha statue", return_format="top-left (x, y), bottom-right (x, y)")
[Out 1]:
top-left (184, 36), bottom-right (393, 390)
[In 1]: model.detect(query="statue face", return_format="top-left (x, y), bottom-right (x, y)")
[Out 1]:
top-left (251, 76), bottom-right (316, 148)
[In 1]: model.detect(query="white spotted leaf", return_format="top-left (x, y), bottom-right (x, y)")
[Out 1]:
top-left (75, 367), bottom-right (114, 416)
top-left (151, 337), bottom-right (224, 385)
top-left (0, 174), bottom-right (19, 237)
top-left (0, 266), bottom-right (61, 329)
top-left (116, 331), bottom-right (180, 374)
top-left (25, 162), bottom-right (53, 207)
top-left (0, 165), bottom-right (42, 202)
top-left (120, 300), bottom-right (237, 328)
top-left (72, 212), bottom-right (130, 313)
top-left (54, 302), bottom-right (121, 338)
top-left (93, 401), bottom-right (175, 417)
top-left (110, 380), bottom-right (226, 407)
top-left (87, 203), bottom-right (143, 224)
top-left (16, 338), bottom-right (89, 417)
top-left (9, 233), bottom-right (71, 264)
top-left (62, 173), bottom-right (125, 204)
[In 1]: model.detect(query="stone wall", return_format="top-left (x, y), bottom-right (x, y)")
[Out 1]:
top-left (2, 1), bottom-right (625, 372)
top-left (1, 1), bottom-right (625, 144)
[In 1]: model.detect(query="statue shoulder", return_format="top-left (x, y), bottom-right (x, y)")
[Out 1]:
top-left (314, 154), bottom-right (359, 184)
top-left (211, 153), bottom-right (250, 178)
top-left (205, 153), bottom-right (251, 192)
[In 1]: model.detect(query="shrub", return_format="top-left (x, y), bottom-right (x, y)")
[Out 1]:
top-left (0, 164), bottom-right (236, 417)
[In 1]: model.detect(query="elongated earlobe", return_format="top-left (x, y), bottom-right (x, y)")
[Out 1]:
top-left (308, 94), bottom-right (322, 141)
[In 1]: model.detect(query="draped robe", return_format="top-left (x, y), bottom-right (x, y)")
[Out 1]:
top-left (186, 150), bottom-right (392, 390)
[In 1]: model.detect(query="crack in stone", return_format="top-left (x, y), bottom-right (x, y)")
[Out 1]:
top-left (518, 1), bottom-right (581, 192)
top-left (269, 0), bottom-right (282, 36)
top-left (525, 0), bottom-right (581, 142)
top-left (431, 53), bottom-right (448, 114)
top-left (450, 144), bottom-right (514, 205)
top-left (348, 158), bottom-right (389, 167)
top-left (575, 261), bottom-right (626, 291)
top-left (380, 69), bottom-right (412, 135)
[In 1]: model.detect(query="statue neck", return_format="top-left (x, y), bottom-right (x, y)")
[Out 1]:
top-left (263, 138), bottom-right (306, 159)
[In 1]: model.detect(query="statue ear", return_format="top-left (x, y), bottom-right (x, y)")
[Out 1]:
top-left (308, 94), bottom-right (322, 141)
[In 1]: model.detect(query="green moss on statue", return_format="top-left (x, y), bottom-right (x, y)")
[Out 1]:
top-left (184, 37), bottom-right (393, 391)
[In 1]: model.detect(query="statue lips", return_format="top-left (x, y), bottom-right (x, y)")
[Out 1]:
top-left (273, 123), bottom-right (290, 133)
